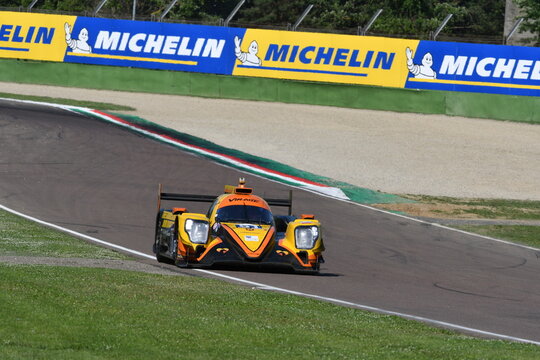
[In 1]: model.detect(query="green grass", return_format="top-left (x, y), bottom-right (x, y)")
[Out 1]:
top-left (400, 195), bottom-right (540, 220)
top-left (0, 210), bottom-right (129, 259)
top-left (1, 211), bottom-right (539, 358)
top-left (454, 225), bottom-right (540, 248)
top-left (382, 196), bottom-right (540, 249)
top-left (1, 265), bottom-right (539, 360)
top-left (0, 92), bottom-right (134, 111)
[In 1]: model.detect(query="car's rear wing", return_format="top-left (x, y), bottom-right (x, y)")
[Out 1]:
top-left (158, 183), bottom-right (293, 215)
top-left (264, 193), bottom-right (293, 216)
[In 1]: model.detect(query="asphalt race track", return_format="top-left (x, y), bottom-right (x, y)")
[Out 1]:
top-left (1, 99), bottom-right (539, 343)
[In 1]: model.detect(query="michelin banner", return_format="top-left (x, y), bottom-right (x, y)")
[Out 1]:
top-left (1, 11), bottom-right (539, 96)
top-left (0, 11), bottom-right (245, 74)
top-left (232, 29), bottom-right (418, 88)
top-left (404, 41), bottom-right (540, 96)
top-left (0, 12), bottom-right (76, 62)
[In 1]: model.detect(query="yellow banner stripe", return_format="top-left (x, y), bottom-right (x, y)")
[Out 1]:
top-left (67, 52), bottom-right (198, 66)
top-left (409, 77), bottom-right (540, 90)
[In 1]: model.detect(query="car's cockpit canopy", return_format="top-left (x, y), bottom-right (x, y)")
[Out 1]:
top-left (215, 205), bottom-right (274, 225)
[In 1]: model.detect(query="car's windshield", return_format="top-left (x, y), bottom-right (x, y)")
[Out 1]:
top-left (216, 205), bottom-right (273, 225)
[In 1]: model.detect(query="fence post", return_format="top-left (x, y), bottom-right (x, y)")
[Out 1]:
top-left (431, 14), bottom-right (453, 41)
top-left (159, 0), bottom-right (178, 22)
top-left (224, 0), bottom-right (245, 27)
top-left (27, 0), bottom-right (39, 12)
top-left (504, 18), bottom-right (524, 45)
top-left (292, 4), bottom-right (313, 31)
top-left (132, 0), bottom-right (137, 20)
top-left (93, 0), bottom-right (108, 17)
top-left (359, 9), bottom-right (383, 36)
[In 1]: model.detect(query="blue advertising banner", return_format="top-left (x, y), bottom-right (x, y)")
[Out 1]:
top-left (64, 16), bottom-right (245, 75)
top-left (404, 41), bottom-right (540, 96)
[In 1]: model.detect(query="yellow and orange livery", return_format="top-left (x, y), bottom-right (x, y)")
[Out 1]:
top-left (153, 179), bottom-right (325, 273)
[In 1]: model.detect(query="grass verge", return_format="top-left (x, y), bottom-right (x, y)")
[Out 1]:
top-left (375, 196), bottom-right (540, 220)
top-left (0, 92), bottom-right (134, 111)
top-left (453, 225), bottom-right (540, 249)
top-left (1, 209), bottom-right (540, 358)
top-left (0, 209), bottom-right (129, 259)
top-left (374, 196), bottom-right (540, 249)
top-left (1, 264), bottom-right (539, 360)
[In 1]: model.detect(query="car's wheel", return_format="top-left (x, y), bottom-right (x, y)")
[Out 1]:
top-left (156, 231), bottom-right (174, 264)
top-left (174, 248), bottom-right (189, 268)
top-left (154, 212), bottom-right (168, 263)
top-left (156, 251), bottom-right (170, 263)
top-left (311, 255), bottom-right (324, 274)
top-left (170, 237), bottom-right (178, 260)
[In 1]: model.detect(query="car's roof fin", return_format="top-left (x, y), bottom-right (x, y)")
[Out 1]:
top-left (224, 178), bottom-right (253, 195)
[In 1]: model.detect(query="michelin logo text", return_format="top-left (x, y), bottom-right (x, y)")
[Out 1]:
top-left (94, 31), bottom-right (225, 58)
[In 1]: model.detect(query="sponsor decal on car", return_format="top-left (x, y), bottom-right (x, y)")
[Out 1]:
top-left (244, 235), bottom-right (259, 242)
top-left (236, 224), bottom-right (263, 230)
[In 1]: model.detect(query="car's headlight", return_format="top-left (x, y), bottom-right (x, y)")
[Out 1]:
top-left (295, 226), bottom-right (319, 249)
top-left (185, 219), bottom-right (209, 244)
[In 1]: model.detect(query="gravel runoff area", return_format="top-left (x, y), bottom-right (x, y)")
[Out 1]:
top-left (1, 82), bottom-right (539, 201)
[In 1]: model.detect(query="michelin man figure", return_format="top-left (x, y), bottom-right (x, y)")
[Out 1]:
top-left (64, 23), bottom-right (92, 54)
top-left (234, 36), bottom-right (261, 66)
top-left (406, 47), bottom-right (436, 79)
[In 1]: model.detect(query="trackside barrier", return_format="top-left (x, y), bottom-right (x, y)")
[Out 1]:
top-left (1, 11), bottom-right (540, 99)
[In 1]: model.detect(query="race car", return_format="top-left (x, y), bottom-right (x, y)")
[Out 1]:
top-left (152, 178), bottom-right (325, 273)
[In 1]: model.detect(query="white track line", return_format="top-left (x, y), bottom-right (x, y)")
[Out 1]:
top-left (3, 97), bottom-right (539, 253)
top-left (1, 203), bottom-right (539, 346)
top-left (3, 97), bottom-right (540, 344)
top-left (0, 204), bottom-right (151, 259)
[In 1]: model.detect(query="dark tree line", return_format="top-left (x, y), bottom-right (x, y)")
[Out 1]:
top-left (2, 0), bottom-right (535, 42)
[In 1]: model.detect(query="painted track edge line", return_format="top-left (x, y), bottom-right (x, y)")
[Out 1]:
top-left (84, 109), bottom-right (349, 200)
top-left (2, 96), bottom-right (539, 254)
top-left (195, 268), bottom-right (540, 345)
top-left (1, 203), bottom-right (539, 346)
top-left (52, 103), bottom-right (540, 251)
top-left (1, 96), bottom-right (538, 253)
top-left (0, 204), bottom-right (153, 260)
top-left (0, 97), bottom-right (349, 200)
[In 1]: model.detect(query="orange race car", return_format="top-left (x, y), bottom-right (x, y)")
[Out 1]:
top-left (152, 178), bottom-right (325, 273)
